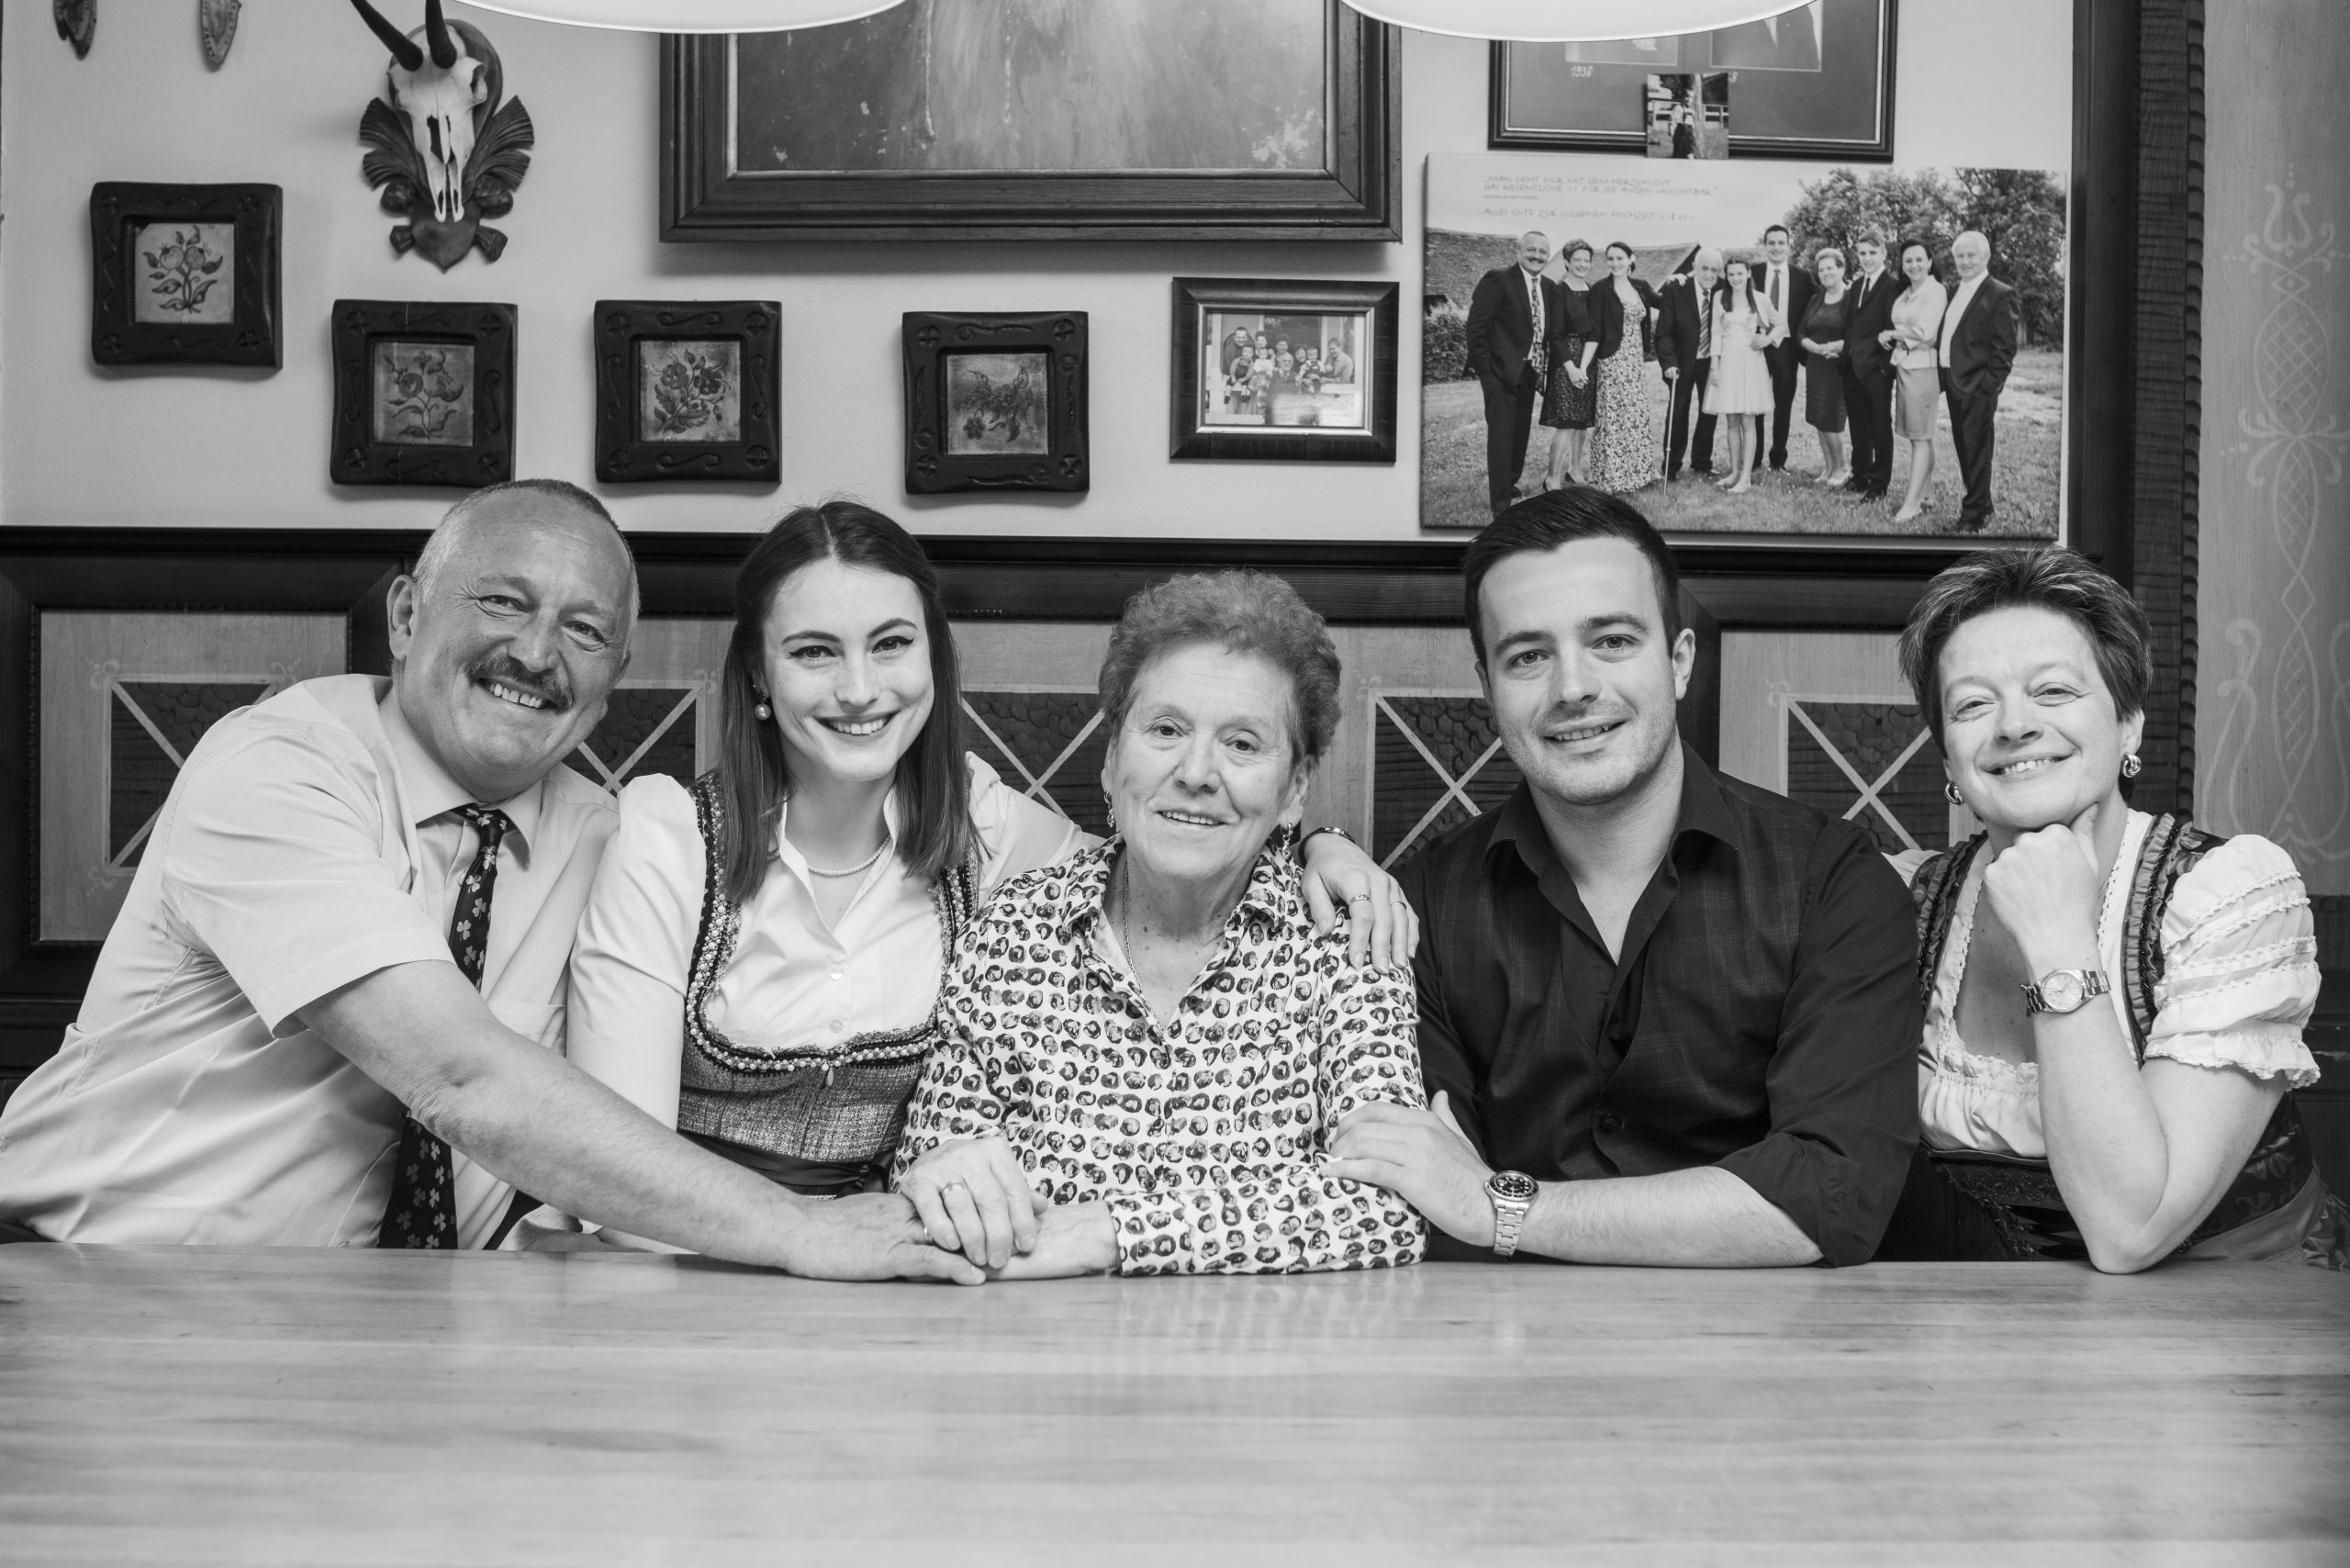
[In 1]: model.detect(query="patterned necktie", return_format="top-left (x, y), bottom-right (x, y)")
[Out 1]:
top-left (379, 804), bottom-right (512, 1249)
top-left (1528, 273), bottom-right (1544, 352)
top-left (1698, 285), bottom-right (1714, 359)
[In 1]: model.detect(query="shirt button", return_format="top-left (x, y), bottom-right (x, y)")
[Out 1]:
top-left (831, 1019), bottom-right (845, 1033)
top-left (1595, 1111), bottom-right (1623, 1133)
top-left (830, 969), bottom-right (845, 981)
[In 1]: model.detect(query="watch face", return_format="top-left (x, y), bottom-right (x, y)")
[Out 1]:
top-left (1488, 1170), bottom-right (1539, 1203)
top-left (2039, 971), bottom-right (2085, 1011)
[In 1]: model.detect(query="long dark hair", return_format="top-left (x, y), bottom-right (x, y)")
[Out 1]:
top-left (1711, 259), bottom-right (1764, 316)
top-left (717, 501), bottom-right (970, 906)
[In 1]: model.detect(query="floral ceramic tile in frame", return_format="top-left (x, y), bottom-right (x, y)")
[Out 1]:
top-left (329, 299), bottom-right (517, 488)
top-left (593, 300), bottom-right (781, 484)
top-left (88, 183), bottom-right (282, 367)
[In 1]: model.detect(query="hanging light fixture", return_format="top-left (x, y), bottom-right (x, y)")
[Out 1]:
top-left (1337, 1), bottom-right (1813, 42)
top-left (456, 0), bottom-right (906, 31)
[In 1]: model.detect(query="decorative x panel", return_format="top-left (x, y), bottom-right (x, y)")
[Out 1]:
top-left (567, 685), bottom-right (702, 793)
top-left (1783, 699), bottom-right (1947, 855)
top-left (961, 689), bottom-right (1112, 836)
top-left (106, 678), bottom-right (282, 869)
top-left (1368, 692), bottom-right (1523, 868)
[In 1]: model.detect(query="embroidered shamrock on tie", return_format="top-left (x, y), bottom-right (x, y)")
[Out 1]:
top-left (379, 804), bottom-right (512, 1249)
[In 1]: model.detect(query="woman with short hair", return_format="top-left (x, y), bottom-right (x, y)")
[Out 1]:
top-left (1796, 245), bottom-right (1853, 487)
top-left (562, 508), bottom-right (1415, 1254)
top-left (891, 571), bottom-right (1428, 1276)
top-left (1882, 546), bottom-right (2344, 1270)
top-left (1880, 238), bottom-right (1949, 525)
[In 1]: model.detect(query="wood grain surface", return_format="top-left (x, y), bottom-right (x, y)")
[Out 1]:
top-left (2, 1249), bottom-right (2344, 1566)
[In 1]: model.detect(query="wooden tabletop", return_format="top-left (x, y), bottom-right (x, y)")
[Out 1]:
top-left (2, 1249), bottom-right (2344, 1566)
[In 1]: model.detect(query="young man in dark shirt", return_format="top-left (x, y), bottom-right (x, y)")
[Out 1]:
top-left (1331, 489), bottom-right (1920, 1266)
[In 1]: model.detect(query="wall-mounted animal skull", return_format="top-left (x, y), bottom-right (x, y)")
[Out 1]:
top-left (349, 0), bottom-right (535, 270)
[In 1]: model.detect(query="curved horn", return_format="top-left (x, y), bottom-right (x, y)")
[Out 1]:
top-left (423, 0), bottom-right (458, 69)
top-left (347, 0), bottom-right (424, 71)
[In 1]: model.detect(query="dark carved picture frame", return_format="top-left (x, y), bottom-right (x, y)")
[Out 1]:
top-left (902, 311), bottom-right (1089, 495)
top-left (1170, 278), bottom-right (1400, 465)
top-left (88, 182), bottom-right (283, 368)
top-left (329, 300), bottom-right (518, 489)
top-left (594, 300), bottom-right (781, 485)
top-left (1488, 0), bottom-right (1898, 162)
top-left (659, 1), bottom-right (1400, 243)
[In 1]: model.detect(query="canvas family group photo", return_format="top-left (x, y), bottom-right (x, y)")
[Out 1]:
top-left (1422, 153), bottom-right (2067, 537)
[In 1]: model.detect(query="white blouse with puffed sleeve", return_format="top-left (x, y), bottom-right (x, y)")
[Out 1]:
top-left (1918, 810), bottom-right (2321, 1159)
top-left (565, 755), bottom-right (1087, 1131)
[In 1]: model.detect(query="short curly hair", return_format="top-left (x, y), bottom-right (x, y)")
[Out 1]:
top-left (1097, 570), bottom-right (1341, 767)
top-left (1897, 545), bottom-right (2152, 745)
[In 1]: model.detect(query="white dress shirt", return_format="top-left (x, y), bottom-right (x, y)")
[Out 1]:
top-left (565, 756), bottom-right (1085, 1133)
top-left (0, 676), bottom-right (615, 1247)
top-left (1940, 272), bottom-right (1988, 367)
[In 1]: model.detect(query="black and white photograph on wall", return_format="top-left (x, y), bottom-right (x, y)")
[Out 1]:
top-left (945, 352), bottom-right (1050, 456)
top-left (1169, 277), bottom-right (1399, 463)
top-left (1421, 151), bottom-right (2066, 539)
top-left (1491, 0), bottom-right (1895, 162)
top-left (1647, 73), bottom-right (1730, 160)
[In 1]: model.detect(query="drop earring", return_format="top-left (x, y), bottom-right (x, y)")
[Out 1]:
top-left (1105, 794), bottom-right (1118, 834)
top-left (2121, 753), bottom-right (2142, 779)
top-left (754, 694), bottom-right (772, 721)
top-left (1944, 781), bottom-right (1965, 808)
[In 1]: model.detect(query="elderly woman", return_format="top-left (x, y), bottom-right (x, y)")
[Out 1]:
top-left (890, 571), bottom-right (1428, 1276)
top-left (1882, 546), bottom-right (2343, 1270)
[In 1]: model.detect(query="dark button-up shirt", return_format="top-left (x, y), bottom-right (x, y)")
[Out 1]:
top-left (1399, 747), bottom-right (1920, 1267)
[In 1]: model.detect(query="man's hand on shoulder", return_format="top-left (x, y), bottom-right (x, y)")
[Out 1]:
top-left (1328, 1092), bottom-right (1496, 1248)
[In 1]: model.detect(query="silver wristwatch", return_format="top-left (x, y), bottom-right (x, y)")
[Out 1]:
top-left (2021, 967), bottom-right (2110, 1015)
top-left (1486, 1170), bottom-right (1539, 1258)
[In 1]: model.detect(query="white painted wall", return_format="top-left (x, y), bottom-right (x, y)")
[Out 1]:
top-left (0, 1), bottom-right (2071, 537)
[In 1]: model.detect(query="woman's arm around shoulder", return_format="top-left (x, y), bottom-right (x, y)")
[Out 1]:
top-left (966, 752), bottom-right (1089, 895)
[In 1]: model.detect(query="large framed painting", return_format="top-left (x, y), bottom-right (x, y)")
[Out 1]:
top-left (660, 0), bottom-right (1400, 242)
top-left (1491, 0), bottom-right (1897, 162)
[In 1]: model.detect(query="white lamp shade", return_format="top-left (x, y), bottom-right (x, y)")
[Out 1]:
top-left (456, 0), bottom-right (907, 31)
top-left (1339, 1), bottom-right (1813, 43)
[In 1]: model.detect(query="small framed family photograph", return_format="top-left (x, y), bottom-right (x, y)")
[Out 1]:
top-left (88, 182), bottom-right (282, 367)
top-left (1490, 0), bottom-right (1897, 162)
top-left (594, 300), bottom-right (780, 484)
top-left (329, 300), bottom-right (517, 488)
top-left (1170, 277), bottom-right (1399, 463)
top-left (901, 312), bottom-right (1088, 495)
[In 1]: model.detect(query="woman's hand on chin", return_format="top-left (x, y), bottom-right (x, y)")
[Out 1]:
top-left (989, 1202), bottom-right (1118, 1280)
top-left (898, 1137), bottom-right (1046, 1270)
top-left (1300, 830), bottom-right (1421, 970)
top-left (1982, 797), bottom-right (2109, 970)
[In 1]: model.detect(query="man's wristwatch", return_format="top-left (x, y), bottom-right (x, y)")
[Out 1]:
top-left (2021, 967), bottom-right (2110, 1015)
top-left (1485, 1170), bottom-right (1539, 1258)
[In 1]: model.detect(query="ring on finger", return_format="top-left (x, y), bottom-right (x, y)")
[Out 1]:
top-left (1349, 892), bottom-right (1373, 904)
top-left (942, 1180), bottom-right (970, 1194)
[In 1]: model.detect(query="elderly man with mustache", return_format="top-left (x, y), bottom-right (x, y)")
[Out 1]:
top-left (0, 481), bottom-right (980, 1282)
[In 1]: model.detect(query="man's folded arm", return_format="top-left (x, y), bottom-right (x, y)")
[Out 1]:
top-left (1712, 826), bottom-right (1924, 1266)
top-left (298, 960), bottom-right (859, 1270)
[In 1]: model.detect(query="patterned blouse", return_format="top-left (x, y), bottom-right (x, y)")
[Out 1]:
top-left (891, 838), bottom-right (1427, 1276)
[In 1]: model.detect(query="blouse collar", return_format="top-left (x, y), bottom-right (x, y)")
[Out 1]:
top-left (1052, 827), bottom-right (1301, 946)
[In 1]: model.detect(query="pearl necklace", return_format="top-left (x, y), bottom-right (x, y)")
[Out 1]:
top-left (803, 835), bottom-right (891, 879)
